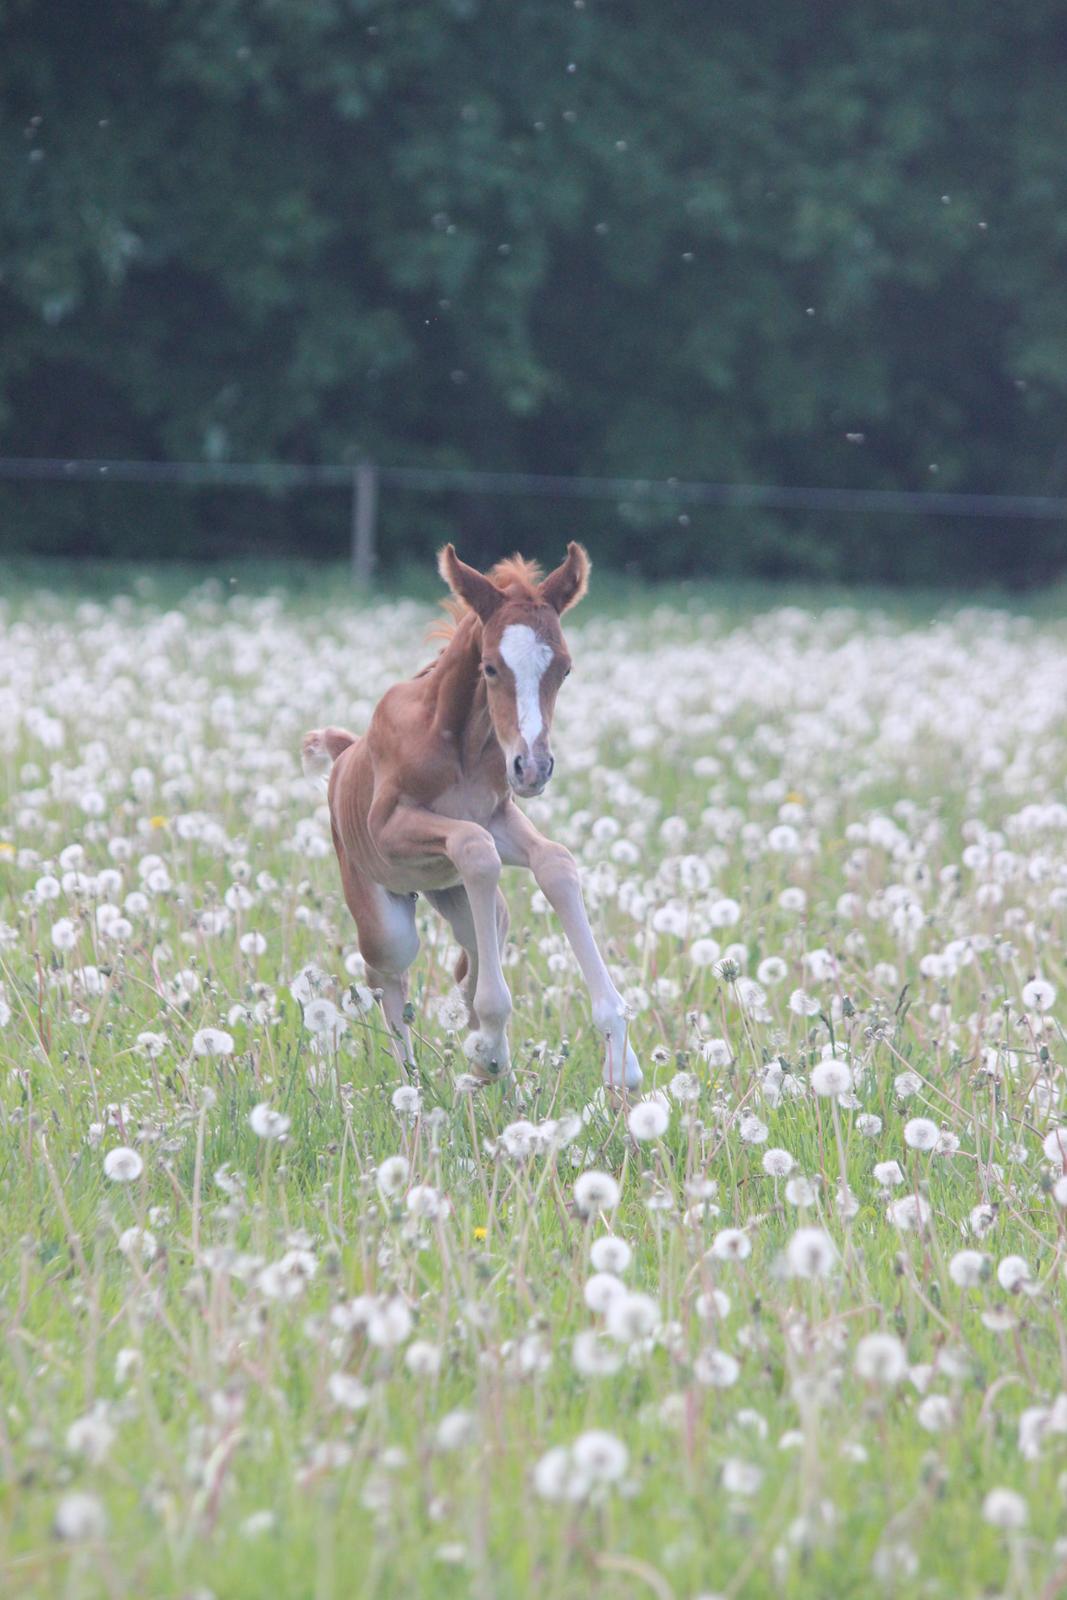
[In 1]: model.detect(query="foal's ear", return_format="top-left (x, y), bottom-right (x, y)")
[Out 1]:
top-left (437, 544), bottom-right (506, 623)
top-left (540, 541), bottom-right (591, 614)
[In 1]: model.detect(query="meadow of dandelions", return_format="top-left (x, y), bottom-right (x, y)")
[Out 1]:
top-left (2, 579), bottom-right (1067, 1599)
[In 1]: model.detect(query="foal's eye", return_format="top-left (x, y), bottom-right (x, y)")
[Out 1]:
top-left (483, 663), bottom-right (497, 678)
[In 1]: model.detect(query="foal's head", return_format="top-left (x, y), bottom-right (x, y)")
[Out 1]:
top-left (438, 542), bottom-right (590, 798)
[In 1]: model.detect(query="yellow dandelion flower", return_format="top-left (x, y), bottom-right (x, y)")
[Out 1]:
top-left (149, 815), bottom-right (169, 830)
top-left (784, 791), bottom-right (805, 805)
top-left (0, 841), bottom-right (15, 856)
top-left (473, 1226), bottom-right (487, 1241)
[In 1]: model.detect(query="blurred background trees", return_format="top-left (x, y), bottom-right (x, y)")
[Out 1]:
top-left (4, 0), bottom-right (1067, 582)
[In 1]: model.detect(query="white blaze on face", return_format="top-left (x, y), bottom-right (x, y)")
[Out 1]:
top-left (499, 623), bottom-right (554, 747)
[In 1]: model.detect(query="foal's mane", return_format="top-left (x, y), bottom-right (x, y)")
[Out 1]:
top-left (424, 553), bottom-right (544, 647)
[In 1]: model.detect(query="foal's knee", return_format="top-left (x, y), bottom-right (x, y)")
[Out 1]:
top-left (534, 842), bottom-right (580, 900)
top-left (452, 828), bottom-right (501, 888)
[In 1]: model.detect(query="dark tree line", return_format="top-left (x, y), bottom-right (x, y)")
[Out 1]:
top-left (4, 0), bottom-right (1067, 582)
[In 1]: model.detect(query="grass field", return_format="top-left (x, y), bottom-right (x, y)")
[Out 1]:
top-left (2, 571), bottom-right (1067, 1599)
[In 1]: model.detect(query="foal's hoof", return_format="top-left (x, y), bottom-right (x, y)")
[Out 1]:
top-left (463, 1030), bottom-right (511, 1081)
top-left (603, 1044), bottom-right (643, 1096)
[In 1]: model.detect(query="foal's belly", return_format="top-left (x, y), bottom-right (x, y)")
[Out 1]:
top-left (379, 855), bottom-right (464, 895)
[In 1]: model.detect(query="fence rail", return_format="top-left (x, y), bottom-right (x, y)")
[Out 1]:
top-left (4, 454), bottom-right (1067, 581)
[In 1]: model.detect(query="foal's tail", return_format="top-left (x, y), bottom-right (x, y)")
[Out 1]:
top-left (301, 726), bottom-right (358, 782)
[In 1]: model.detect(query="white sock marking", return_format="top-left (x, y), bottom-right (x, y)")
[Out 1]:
top-left (499, 624), bottom-right (553, 747)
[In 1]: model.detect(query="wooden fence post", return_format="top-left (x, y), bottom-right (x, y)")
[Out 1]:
top-left (351, 460), bottom-right (378, 584)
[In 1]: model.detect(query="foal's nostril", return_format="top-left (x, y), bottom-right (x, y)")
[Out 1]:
top-left (513, 753), bottom-right (525, 780)
top-left (546, 756), bottom-right (555, 778)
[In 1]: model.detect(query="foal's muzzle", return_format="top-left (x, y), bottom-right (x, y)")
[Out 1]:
top-left (510, 750), bottom-right (554, 798)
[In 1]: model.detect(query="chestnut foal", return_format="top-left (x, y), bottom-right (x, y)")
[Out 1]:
top-left (303, 543), bottom-right (642, 1091)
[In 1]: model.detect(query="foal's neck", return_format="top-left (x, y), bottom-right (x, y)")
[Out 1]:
top-left (431, 615), bottom-right (496, 768)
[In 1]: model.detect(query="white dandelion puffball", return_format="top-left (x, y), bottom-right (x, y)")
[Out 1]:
top-left (982, 1487), bottom-right (1028, 1530)
top-left (327, 1373), bottom-right (369, 1411)
top-left (574, 1170), bottom-right (621, 1216)
top-left (722, 1458), bottom-right (763, 1496)
top-left (785, 1175), bottom-right (816, 1208)
top-left (533, 1446), bottom-right (581, 1502)
top-left (887, 1194), bottom-right (931, 1231)
top-left (690, 938), bottom-right (721, 968)
top-left (54, 1491), bottom-right (107, 1541)
top-left (789, 988), bottom-right (821, 1016)
top-left (405, 1340), bottom-right (443, 1378)
top-left (436, 1410), bottom-right (476, 1451)
top-left (948, 1249), bottom-right (988, 1288)
top-left (903, 1117), bottom-right (939, 1151)
top-left (192, 1026), bottom-right (234, 1057)
top-left (605, 1290), bottom-right (661, 1344)
top-left (103, 1146), bottom-right (143, 1183)
top-left (785, 1226), bottom-right (837, 1279)
top-left (854, 1332), bottom-right (908, 1385)
top-left (710, 1228), bottom-right (751, 1262)
top-left (584, 1271), bottom-right (627, 1314)
top-left (693, 1348), bottom-right (740, 1387)
top-left (628, 1097), bottom-right (669, 1141)
top-left (810, 1058), bottom-right (852, 1097)
top-left (366, 1296), bottom-right (413, 1348)
top-left (917, 1395), bottom-right (954, 1433)
top-left (1042, 1127), bottom-right (1067, 1164)
top-left (762, 1148), bottom-right (795, 1178)
top-left (302, 997), bottom-right (341, 1036)
top-left (572, 1329), bottom-right (624, 1378)
top-left (590, 1235), bottom-right (632, 1273)
top-left (249, 1103), bottom-right (291, 1140)
top-left (571, 1429), bottom-right (628, 1483)
top-left (376, 1154), bottom-right (409, 1199)
top-left (996, 1255), bottom-right (1032, 1293)
top-left (873, 1160), bottom-right (904, 1188)
top-left (1021, 978), bottom-right (1055, 1012)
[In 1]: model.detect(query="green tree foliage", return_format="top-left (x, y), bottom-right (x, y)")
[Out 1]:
top-left (3, 0), bottom-right (1067, 580)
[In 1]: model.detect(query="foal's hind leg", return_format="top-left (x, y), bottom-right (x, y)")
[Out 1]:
top-left (426, 886), bottom-right (509, 1030)
top-left (336, 845), bottom-right (419, 1067)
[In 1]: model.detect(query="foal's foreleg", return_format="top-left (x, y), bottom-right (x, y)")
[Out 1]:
top-left (491, 806), bottom-right (642, 1091)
